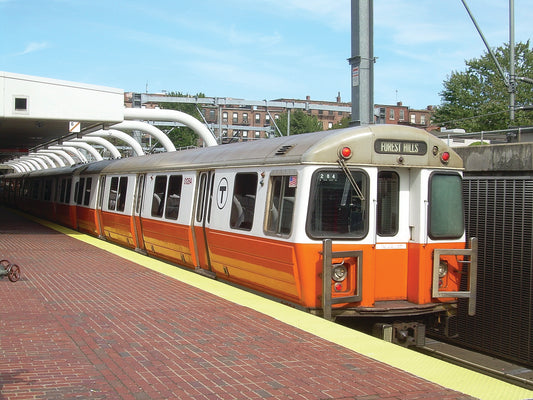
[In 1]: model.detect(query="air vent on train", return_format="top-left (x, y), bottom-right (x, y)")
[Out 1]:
top-left (275, 145), bottom-right (294, 155)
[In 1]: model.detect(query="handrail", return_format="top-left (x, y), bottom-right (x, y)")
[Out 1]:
top-left (321, 239), bottom-right (363, 320)
top-left (432, 237), bottom-right (478, 316)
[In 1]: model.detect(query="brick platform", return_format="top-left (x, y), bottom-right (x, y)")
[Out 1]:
top-left (0, 207), bottom-right (476, 399)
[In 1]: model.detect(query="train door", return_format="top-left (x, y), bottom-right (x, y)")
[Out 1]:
top-left (374, 169), bottom-right (410, 301)
top-left (192, 170), bottom-right (215, 274)
top-left (95, 175), bottom-right (106, 238)
top-left (132, 174), bottom-right (146, 253)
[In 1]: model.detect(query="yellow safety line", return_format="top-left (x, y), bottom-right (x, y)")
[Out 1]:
top-left (30, 215), bottom-right (533, 400)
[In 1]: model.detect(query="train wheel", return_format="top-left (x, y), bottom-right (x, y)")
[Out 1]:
top-left (8, 264), bottom-right (20, 282)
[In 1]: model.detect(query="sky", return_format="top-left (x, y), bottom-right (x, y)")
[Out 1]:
top-left (0, 0), bottom-right (531, 109)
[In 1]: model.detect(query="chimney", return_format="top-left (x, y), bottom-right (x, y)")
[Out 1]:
top-left (337, 92), bottom-right (341, 103)
top-left (306, 95), bottom-right (311, 101)
top-left (397, 101), bottom-right (402, 106)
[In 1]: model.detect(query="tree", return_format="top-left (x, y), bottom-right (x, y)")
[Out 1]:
top-left (274, 110), bottom-right (324, 135)
top-left (157, 92), bottom-right (205, 148)
top-left (331, 116), bottom-right (351, 130)
top-left (432, 41), bottom-right (533, 132)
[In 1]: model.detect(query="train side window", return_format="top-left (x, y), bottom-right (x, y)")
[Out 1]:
top-left (60, 179), bottom-right (66, 203)
top-left (152, 175), bottom-right (167, 217)
top-left (84, 178), bottom-right (92, 206)
top-left (76, 178), bottom-right (85, 205)
top-left (108, 177), bottom-right (119, 210)
top-left (307, 169), bottom-right (368, 239)
top-left (43, 179), bottom-right (52, 201)
top-left (165, 175), bottom-right (182, 220)
top-left (429, 173), bottom-right (464, 239)
top-left (377, 171), bottom-right (399, 236)
top-left (65, 179), bottom-right (72, 203)
top-left (117, 177), bottom-right (128, 212)
top-left (265, 175), bottom-right (296, 236)
top-left (230, 173), bottom-right (258, 231)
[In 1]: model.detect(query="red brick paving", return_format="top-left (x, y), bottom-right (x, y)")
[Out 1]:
top-left (0, 207), bottom-right (475, 399)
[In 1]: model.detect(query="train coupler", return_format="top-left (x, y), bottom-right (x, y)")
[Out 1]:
top-left (372, 322), bottom-right (425, 347)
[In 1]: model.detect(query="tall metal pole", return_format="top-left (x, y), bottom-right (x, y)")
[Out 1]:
top-left (509, 0), bottom-right (516, 122)
top-left (349, 0), bottom-right (374, 126)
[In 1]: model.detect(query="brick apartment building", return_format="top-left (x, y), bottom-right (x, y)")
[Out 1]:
top-left (125, 92), bottom-right (351, 142)
top-left (124, 93), bottom-right (436, 144)
top-left (374, 102), bottom-right (436, 131)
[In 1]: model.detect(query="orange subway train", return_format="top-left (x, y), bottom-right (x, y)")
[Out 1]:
top-left (0, 125), bottom-right (477, 346)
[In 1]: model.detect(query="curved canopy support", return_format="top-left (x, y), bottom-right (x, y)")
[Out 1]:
top-left (63, 141), bottom-right (103, 162)
top-left (29, 153), bottom-right (57, 168)
top-left (48, 146), bottom-right (87, 163)
top-left (75, 137), bottom-right (122, 159)
top-left (20, 158), bottom-right (42, 170)
top-left (18, 160), bottom-right (37, 171)
top-left (21, 156), bottom-right (46, 169)
top-left (112, 120), bottom-right (176, 152)
top-left (39, 149), bottom-right (76, 166)
top-left (37, 150), bottom-right (67, 167)
top-left (123, 108), bottom-right (217, 147)
top-left (85, 129), bottom-right (144, 156)
top-left (5, 161), bottom-right (26, 173)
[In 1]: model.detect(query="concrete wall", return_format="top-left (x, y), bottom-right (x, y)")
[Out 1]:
top-left (454, 143), bottom-right (533, 173)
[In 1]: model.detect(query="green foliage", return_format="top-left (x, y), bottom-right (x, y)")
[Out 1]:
top-left (274, 110), bottom-right (324, 135)
top-left (331, 116), bottom-right (351, 130)
top-left (432, 41), bottom-right (533, 132)
top-left (157, 92), bottom-right (206, 148)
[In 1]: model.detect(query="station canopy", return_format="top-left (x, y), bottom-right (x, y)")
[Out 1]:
top-left (0, 71), bottom-right (125, 165)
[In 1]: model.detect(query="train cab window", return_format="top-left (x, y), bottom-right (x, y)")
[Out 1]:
top-left (265, 175), bottom-right (296, 236)
top-left (377, 171), bottom-right (399, 236)
top-left (429, 173), bottom-right (464, 239)
top-left (84, 178), bottom-right (92, 206)
top-left (230, 173), bottom-right (258, 231)
top-left (152, 175), bottom-right (167, 217)
top-left (307, 169), bottom-right (368, 239)
top-left (108, 177), bottom-right (119, 210)
top-left (165, 175), bottom-right (182, 220)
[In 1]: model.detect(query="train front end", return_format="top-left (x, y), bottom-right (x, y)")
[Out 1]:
top-left (304, 125), bottom-right (477, 346)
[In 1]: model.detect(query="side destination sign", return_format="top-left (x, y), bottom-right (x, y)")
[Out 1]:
top-left (374, 139), bottom-right (427, 155)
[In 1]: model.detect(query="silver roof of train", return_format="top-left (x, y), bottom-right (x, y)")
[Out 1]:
top-left (95, 125), bottom-right (461, 175)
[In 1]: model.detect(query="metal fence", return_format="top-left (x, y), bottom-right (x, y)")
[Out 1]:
top-left (452, 176), bottom-right (533, 366)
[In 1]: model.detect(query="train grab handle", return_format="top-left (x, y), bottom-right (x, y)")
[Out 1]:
top-left (432, 237), bottom-right (478, 316)
top-left (321, 239), bottom-right (363, 321)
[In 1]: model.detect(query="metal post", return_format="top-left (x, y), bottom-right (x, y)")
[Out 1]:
top-left (349, 0), bottom-right (374, 126)
top-left (509, 0), bottom-right (516, 122)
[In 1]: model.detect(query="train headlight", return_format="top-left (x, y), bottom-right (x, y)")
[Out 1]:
top-left (438, 260), bottom-right (449, 278)
top-left (332, 263), bottom-right (347, 282)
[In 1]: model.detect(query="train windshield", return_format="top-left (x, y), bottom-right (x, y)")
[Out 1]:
top-left (429, 172), bottom-right (464, 239)
top-left (307, 169), bottom-right (368, 239)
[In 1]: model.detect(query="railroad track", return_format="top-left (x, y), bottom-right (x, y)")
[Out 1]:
top-left (416, 340), bottom-right (533, 391)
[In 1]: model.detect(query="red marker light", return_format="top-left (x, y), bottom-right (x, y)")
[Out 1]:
top-left (441, 152), bottom-right (450, 163)
top-left (334, 283), bottom-right (343, 292)
top-left (340, 146), bottom-right (352, 159)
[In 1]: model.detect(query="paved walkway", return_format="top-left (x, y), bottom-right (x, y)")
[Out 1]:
top-left (0, 206), bottom-right (528, 399)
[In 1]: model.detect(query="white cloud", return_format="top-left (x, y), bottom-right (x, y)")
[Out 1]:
top-left (17, 42), bottom-right (49, 56)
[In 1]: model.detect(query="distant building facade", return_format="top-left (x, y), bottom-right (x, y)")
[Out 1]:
top-left (124, 93), bottom-right (436, 145)
top-left (374, 102), bottom-right (435, 130)
top-left (125, 92), bottom-right (351, 142)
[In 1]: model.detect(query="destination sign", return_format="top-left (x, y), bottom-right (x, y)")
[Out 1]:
top-left (374, 139), bottom-right (427, 156)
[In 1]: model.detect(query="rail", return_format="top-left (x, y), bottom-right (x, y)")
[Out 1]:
top-left (432, 237), bottom-right (478, 316)
top-left (417, 343), bottom-right (533, 391)
top-left (321, 239), bottom-right (362, 321)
